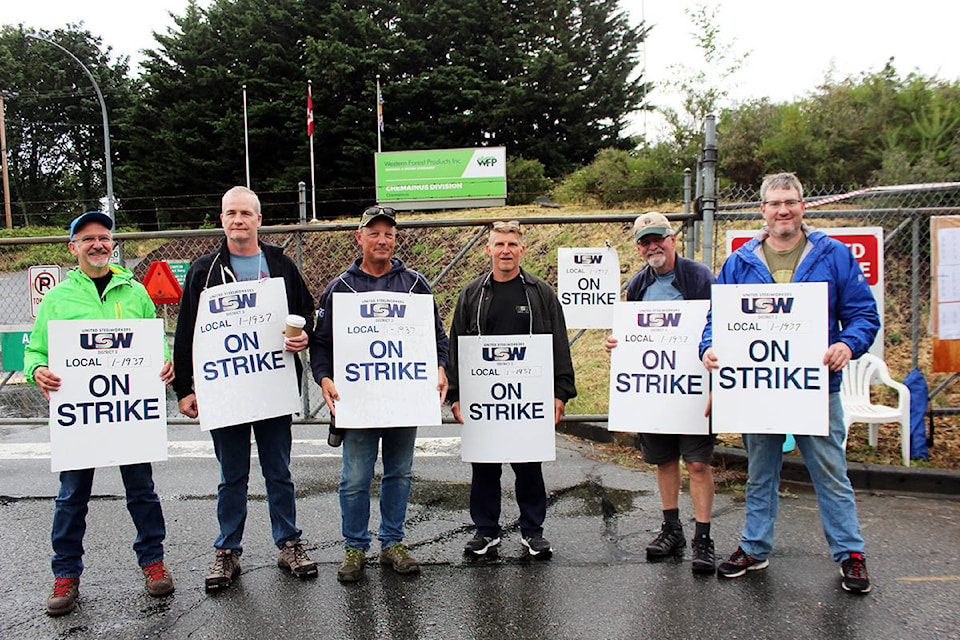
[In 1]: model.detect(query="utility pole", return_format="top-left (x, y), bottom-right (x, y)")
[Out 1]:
top-left (0, 94), bottom-right (11, 229)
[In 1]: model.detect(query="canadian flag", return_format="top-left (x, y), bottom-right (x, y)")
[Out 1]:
top-left (307, 87), bottom-right (314, 137)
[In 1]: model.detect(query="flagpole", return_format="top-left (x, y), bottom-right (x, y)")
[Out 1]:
top-left (243, 84), bottom-right (251, 188)
top-left (376, 74), bottom-right (382, 153)
top-left (308, 80), bottom-right (317, 222)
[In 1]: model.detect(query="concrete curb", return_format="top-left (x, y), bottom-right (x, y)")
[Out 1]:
top-left (558, 421), bottom-right (960, 497)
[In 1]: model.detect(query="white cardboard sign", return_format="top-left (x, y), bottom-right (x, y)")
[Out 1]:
top-left (557, 247), bottom-right (620, 329)
top-left (48, 319), bottom-right (167, 472)
top-left (193, 278), bottom-right (300, 431)
top-left (458, 334), bottom-right (555, 462)
top-left (608, 300), bottom-right (710, 434)
top-left (710, 283), bottom-right (828, 435)
top-left (332, 292), bottom-right (441, 428)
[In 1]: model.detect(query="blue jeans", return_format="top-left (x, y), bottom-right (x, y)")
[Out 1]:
top-left (211, 414), bottom-right (301, 552)
top-left (340, 427), bottom-right (417, 551)
top-left (51, 463), bottom-right (165, 578)
top-left (740, 393), bottom-right (864, 563)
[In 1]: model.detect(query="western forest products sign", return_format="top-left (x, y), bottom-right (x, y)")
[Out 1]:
top-left (375, 147), bottom-right (506, 210)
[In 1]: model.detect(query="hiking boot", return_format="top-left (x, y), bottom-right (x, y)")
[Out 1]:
top-left (46, 577), bottom-right (79, 616)
top-left (717, 546), bottom-right (769, 578)
top-left (141, 560), bottom-right (174, 596)
top-left (338, 547), bottom-right (366, 583)
top-left (205, 549), bottom-right (241, 593)
top-left (277, 540), bottom-right (318, 578)
top-left (521, 535), bottom-right (554, 559)
top-left (840, 552), bottom-right (871, 593)
top-left (691, 537), bottom-right (716, 575)
top-left (646, 522), bottom-right (685, 560)
top-left (463, 534), bottom-right (501, 558)
top-left (380, 542), bottom-right (420, 575)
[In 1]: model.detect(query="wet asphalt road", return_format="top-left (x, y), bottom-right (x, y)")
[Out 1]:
top-left (1, 423), bottom-right (959, 640)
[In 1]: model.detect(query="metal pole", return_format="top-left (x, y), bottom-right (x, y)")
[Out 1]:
top-left (296, 181), bottom-right (309, 417)
top-left (683, 167), bottom-right (692, 258)
top-left (701, 115), bottom-right (717, 268)
top-left (912, 214), bottom-right (920, 369)
top-left (27, 35), bottom-right (115, 221)
top-left (243, 84), bottom-right (250, 188)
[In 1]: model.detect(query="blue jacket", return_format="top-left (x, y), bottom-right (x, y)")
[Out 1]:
top-left (699, 226), bottom-right (880, 392)
top-left (310, 257), bottom-right (450, 383)
top-left (625, 255), bottom-right (714, 302)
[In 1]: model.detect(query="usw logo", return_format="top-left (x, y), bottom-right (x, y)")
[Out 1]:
top-left (573, 254), bottom-right (603, 264)
top-left (209, 293), bottom-right (257, 313)
top-left (80, 332), bottom-right (133, 350)
top-left (637, 312), bottom-right (681, 328)
top-left (741, 297), bottom-right (794, 314)
top-left (482, 346), bottom-right (527, 361)
top-left (360, 303), bottom-right (407, 318)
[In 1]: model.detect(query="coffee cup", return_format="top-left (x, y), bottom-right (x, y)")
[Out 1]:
top-left (285, 314), bottom-right (306, 338)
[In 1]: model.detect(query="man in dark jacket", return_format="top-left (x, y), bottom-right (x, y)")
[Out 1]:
top-left (605, 212), bottom-right (717, 573)
top-left (448, 220), bottom-right (577, 559)
top-left (310, 205), bottom-right (449, 583)
top-left (173, 186), bottom-right (317, 592)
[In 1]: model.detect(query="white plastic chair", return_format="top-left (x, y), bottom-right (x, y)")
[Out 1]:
top-left (839, 354), bottom-right (911, 466)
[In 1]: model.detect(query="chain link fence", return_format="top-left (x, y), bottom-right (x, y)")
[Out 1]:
top-left (4, 182), bottom-right (960, 434)
top-left (0, 213), bottom-right (649, 422)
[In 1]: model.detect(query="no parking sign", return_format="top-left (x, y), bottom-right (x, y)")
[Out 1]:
top-left (29, 265), bottom-right (62, 319)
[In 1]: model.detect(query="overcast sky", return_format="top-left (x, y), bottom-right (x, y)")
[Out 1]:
top-left (7, 0), bottom-right (960, 139)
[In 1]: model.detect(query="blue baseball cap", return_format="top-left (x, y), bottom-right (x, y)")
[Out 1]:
top-left (69, 211), bottom-right (114, 240)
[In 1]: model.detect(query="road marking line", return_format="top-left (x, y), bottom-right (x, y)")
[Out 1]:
top-left (0, 437), bottom-right (461, 460)
top-left (897, 576), bottom-right (960, 582)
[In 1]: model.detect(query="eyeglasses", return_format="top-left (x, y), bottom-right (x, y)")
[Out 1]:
top-left (763, 199), bottom-right (802, 209)
top-left (362, 206), bottom-right (396, 217)
top-left (637, 234), bottom-right (671, 247)
top-left (74, 235), bottom-right (113, 245)
top-left (492, 220), bottom-right (520, 231)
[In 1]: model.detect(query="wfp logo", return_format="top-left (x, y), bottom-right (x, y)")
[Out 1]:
top-left (476, 156), bottom-right (498, 167)
top-left (637, 312), bottom-right (681, 328)
top-left (741, 296), bottom-right (794, 314)
top-left (573, 254), bottom-right (603, 265)
top-left (360, 303), bottom-right (406, 318)
top-left (482, 346), bottom-right (527, 361)
top-left (80, 332), bottom-right (133, 350)
top-left (209, 293), bottom-right (257, 313)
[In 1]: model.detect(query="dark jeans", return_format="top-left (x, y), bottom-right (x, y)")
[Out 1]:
top-left (211, 414), bottom-right (301, 552)
top-left (51, 463), bottom-right (165, 578)
top-left (470, 462), bottom-right (546, 538)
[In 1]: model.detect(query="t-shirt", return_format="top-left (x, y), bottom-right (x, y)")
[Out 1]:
top-left (92, 272), bottom-right (112, 298)
top-left (762, 236), bottom-right (806, 283)
top-left (231, 252), bottom-right (271, 282)
top-left (641, 269), bottom-right (683, 301)
top-left (485, 276), bottom-right (530, 335)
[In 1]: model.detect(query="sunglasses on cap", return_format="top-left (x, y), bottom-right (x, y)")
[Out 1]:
top-left (491, 220), bottom-right (521, 231)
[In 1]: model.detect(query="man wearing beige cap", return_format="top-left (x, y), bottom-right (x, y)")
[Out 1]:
top-left (604, 212), bottom-right (717, 573)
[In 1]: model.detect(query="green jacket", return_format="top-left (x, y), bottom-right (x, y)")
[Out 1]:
top-left (24, 264), bottom-right (169, 385)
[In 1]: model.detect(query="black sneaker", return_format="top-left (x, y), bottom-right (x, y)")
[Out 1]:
top-left (840, 552), bottom-right (871, 593)
top-left (464, 534), bottom-right (501, 557)
top-left (717, 546), bottom-right (769, 578)
top-left (691, 537), bottom-right (716, 575)
top-left (646, 522), bottom-right (686, 560)
top-left (521, 535), bottom-right (553, 559)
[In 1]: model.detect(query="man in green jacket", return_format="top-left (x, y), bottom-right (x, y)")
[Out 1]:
top-left (25, 211), bottom-right (176, 616)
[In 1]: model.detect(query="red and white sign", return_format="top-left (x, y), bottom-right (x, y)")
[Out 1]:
top-left (29, 265), bottom-right (62, 319)
top-left (726, 227), bottom-right (884, 358)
